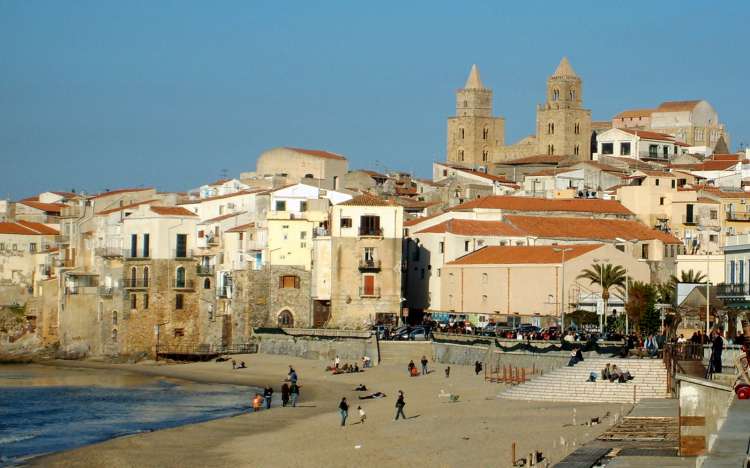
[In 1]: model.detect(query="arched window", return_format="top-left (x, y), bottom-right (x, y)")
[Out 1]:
top-left (130, 267), bottom-right (137, 287)
top-left (204, 278), bottom-right (211, 289)
top-left (458, 149), bottom-right (464, 161)
top-left (304, 173), bottom-right (314, 178)
top-left (574, 122), bottom-right (580, 135)
top-left (175, 266), bottom-right (186, 288)
top-left (548, 122), bottom-right (554, 134)
top-left (278, 310), bottom-right (294, 327)
top-left (143, 267), bottom-right (149, 287)
top-left (552, 89), bottom-right (559, 101)
top-left (112, 328), bottom-right (118, 341)
top-left (463, 100), bottom-right (468, 108)
top-left (547, 144), bottom-right (555, 155)
top-left (482, 150), bottom-right (488, 162)
top-left (574, 145), bottom-right (580, 156)
top-left (570, 89), bottom-right (576, 100)
top-left (482, 128), bottom-right (489, 140)
top-left (112, 310), bottom-right (118, 325)
top-left (459, 128), bottom-right (465, 139)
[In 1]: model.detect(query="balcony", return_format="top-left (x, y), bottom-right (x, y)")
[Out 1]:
top-left (245, 239), bottom-right (266, 251)
top-left (196, 265), bottom-right (215, 276)
top-left (55, 235), bottom-right (70, 244)
top-left (172, 249), bottom-right (193, 259)
top-left (359, 287), bottom-right (381, 298)
top-left (312, 227), bottom-right (329, 238)
top-left (217, 286), bottom-right (231, 298)
top-left (358, 227), bottom-right (383, 238)
top-left (123, 278), bottom-right (149, 289)
top-left (98, 286), bottom-right (117, 297)
top-left (172, 279), bottom-right (195, 290)
top-left (716, 283), bottom-right (749, 298)
top-left (124, 249), bottom-right (151, 260)
top-left (95, 247), bottom-right (123, 258)
top-left (682, 215), bottom-right (699, 226)
top-left (726, 211), bottom-right (750, 222)
top-left (358, 258), bottom-right (382, 271)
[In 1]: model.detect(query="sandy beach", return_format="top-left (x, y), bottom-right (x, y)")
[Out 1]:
top-left (29, 354), bottom-right (630, 468)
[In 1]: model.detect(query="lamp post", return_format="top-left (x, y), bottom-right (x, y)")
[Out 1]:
top-left (553, 247), bottom-right (574, 331)
top-left (706, 253), bottom-right (711, 336)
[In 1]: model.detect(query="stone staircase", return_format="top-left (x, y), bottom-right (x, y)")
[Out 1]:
top-left (499, 357), bottom-right (670, 403)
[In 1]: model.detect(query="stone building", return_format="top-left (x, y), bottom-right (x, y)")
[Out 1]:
top-left (446, 65), bottom-right (505, 169)
top-left (249, 147), bottom-right (349, 190)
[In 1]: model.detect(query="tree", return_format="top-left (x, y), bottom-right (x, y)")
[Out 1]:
top-left (670, 269), bottom-right (706, 285)
top-left (578, 263), bottom-right (627, 323)
top-left (626, 280), bottom-right (659, 334)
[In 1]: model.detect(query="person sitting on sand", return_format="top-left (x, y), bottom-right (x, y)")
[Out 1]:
top-left (238, 361), bottom-right (247, 369)
top-left (358, 391), bottom-right (386, 400)
top-left (355, 384), bottom-right (368, 391)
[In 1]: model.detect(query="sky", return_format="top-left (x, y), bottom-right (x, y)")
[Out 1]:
top-left (1, 0), bottom-right (749, 199)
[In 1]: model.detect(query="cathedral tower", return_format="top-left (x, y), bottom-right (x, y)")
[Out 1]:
top-left (536, 57), bottom-right (592, 160)
top-left (447, 65), bottom-right (505, 168)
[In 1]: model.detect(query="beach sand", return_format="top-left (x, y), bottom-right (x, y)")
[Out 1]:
top-left (31, 354), bottom-right (630, 467)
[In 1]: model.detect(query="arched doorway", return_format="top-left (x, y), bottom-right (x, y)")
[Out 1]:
top-left (278, 310), bottom-right (294, 328)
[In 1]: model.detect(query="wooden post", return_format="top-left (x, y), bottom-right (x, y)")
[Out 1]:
top-left (633, 384), bottom-right (637, 403)
top-left (511, 441), bottom-right (516, 466)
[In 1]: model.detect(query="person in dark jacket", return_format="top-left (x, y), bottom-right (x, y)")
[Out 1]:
top-left (339, 397), bottom-right (349, 426)
top-left (474, 361), bottom-right (483, 375)
top-left (711, 328), bottom-right (724, 374)
top-left (281, 383), bottom-right (290, 407)
top-left (263, 386), bottom-right (273, 409)
top-left (395, 391), bottom-right (406, 420)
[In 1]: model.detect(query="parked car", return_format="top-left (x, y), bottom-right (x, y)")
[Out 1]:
top-left (408, 327), bottom-right (429, 341)
top-left (515, 324), bottom-right (541, 335)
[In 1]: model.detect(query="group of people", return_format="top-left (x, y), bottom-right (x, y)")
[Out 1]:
top-left (407, 356), bottom-right (430, 377)
top-left (251, 365), bottom-right (301, 412)
top-left (593, 363), bottom-right (634, 383)
top-left (338, 390), bottom-right (407, 427)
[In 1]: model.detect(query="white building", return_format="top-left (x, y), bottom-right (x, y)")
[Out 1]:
top-left (595, 128), bottom-right (689, 162)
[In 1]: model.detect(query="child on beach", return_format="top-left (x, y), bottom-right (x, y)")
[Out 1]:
top-left (358, 406), bottom-right (366, 424)
top-left (252, 394), bottom-right (263, 412)
top-left (281, 383), bottom-right (290, 407)
top-left (445, 366), bottom-right (451, 378)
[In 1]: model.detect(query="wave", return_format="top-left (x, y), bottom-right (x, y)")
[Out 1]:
top-left (0, 433), bottom-right (38, 445)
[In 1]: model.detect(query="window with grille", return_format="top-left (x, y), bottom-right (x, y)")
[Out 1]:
top-left (279, 275), bottom-right (300, 289)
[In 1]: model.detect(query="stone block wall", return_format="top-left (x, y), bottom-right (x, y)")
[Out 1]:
top-left (254, 332), bottom-right (378, 364)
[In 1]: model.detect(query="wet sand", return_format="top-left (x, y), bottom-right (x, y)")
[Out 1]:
top-left (30, 355), bottom-right (630, 467)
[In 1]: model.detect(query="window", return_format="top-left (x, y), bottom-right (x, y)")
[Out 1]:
top-left (130, 266), bottom-right (137, 286)
top-left (482, 150), bottom-right (488, 162)
top-left (620, 142), bottom-right (631, 156)
top-left (130, 293), bottom-right (137, 309)
top-left (552, 89), bottom-right (559, 101)
top-left (143, 233), bottom-right (150, 257)
top-left (362, 274), bottom-right (376, 296)
top-left (570, 89), bottom-right (576, 100)
top-left (601, 143), bottom-right (614, 155)
top-left (574, 145), bottom-right (579, 156)
top-left (710, 210), bottom-right (718, 220)
top-left (548, 122), bottom-right (554, 134)
top-left (142, 293), bottom-right (148, 310)
top-left (300, 201), bottom-right (308, 212)
top-left (663, 146), bottom-right (669, 158)
top-left (482, 128), bottom-right (489, 140)
top-left (239, 232), bottom-right (244, 241)
top-left (458, 149), bottom-right (464, 161)
top-left (340, 217), bottom-right (352, 228)
top-left (649, 145), bottom-right (658, 157)
top-left (709, 234), bottom-right (718, 243)
top-left (439, 241), bottom-right (444, 254)
top-left (175, 294), bottom-right (184, 310)
top-left (671, 179), bottom-right (676, 189)
top-left (175, 266), bottom-right (186, 288)
top-left (29, 243), bottom-right (37, 253)
top-left (304, 173), bottom-right (314, 178)
top-left (547, 144), bottom-right (555, 155)
top-left (574, 122), bottom-right (580, 134)
top-left (660, 197), bottom-right (665, 206)
top-left (279, 275), bottom-right (300, 289)
top-left (300, 231), bottom-right (307, 239)
top-left (112, 310), bottom-right (118, 325)
top-left (173, 328), bottom-right (185, 337)
top-left (359, 216), bottom-right (381, 236)
top-left (616, 244), bottom-right (625, 252)
top-left (482, 273), bottom-right (488, 284)
top-left (143, 267), bottom-right (149, 287)
top-left (437, 268), bottom-right (441, 277)
top-left (464, 240), bottom-right (470, 252)
top-left (130, 234), bottom-right (138, 258)
top-left (278, 310), bottom-right (294, 327)
top-left (459, 128), bottom-right (465, 139)
top-left (112, 328), bottom-right (118, 341)
top-left (175, 234), bottom-right (187, 258)
top-left (275, 200), bottom-right (286, 211)
top-left (204, 278), bottom-right (211, 289)
top-left (655, 178), bottom-right (660, 186)
top-left (641, 244), bottom-right (649, 260)
top-left (364, 247), bottom-right (375, 262)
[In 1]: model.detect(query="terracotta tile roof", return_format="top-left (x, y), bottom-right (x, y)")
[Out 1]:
top-left (526, 169), bottom-right (563, 177)
top-left (699, 188), bottom-right (750, 199)
top-left (498, 155), bottom-right (568, 165)
top-left (620, 129), bottom-right (677, 142)
top-left (670, 160), bottom-right (739, 171)
top-left (577, 161), bottom-right (628, 174)
top-left (284, 147), bottom-right (347, 161)
top-left (450, 195), bottom-right (633, 215)
top-left (18, 200), bottom-right (65, 214)
top-left (416, 219), bottom-right (525, 237)
top-left (225, 223), bottom-right (254, 233)
top-left (636, 169), bottom-right (676, 178)
top-left (96, 199), bottom-right (159, 215)
top-left (448, 244), bottom-right (602, 265)
top-left (404, 212), bottom-right (442, 227)
top-left (504, 215), bottom-right (682, 244)
top-left (712, 154), bottom-right (741, 161)
top-left (696, 197), bottom-right (720, 204)
top-left (338, 193), bottom-right (395, 207)
top-left (656, 100), bottom-right (702, 112)
top-left (207, 178), bottom-right (231, 186)
top-left (446, 165), bottom-right (516, 184)
top-left (90, 187), bottom-right (153, 199)
top-left (0, 221), bottom-right (59, 235)
top-left (150, 206), bottom-right (198, 217)
top-left (614, 109), bottom-right (654, 119)
top-left (200, 211), bottom-right (247, 224)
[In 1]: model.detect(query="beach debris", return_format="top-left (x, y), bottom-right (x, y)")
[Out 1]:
top-left (354, 445), bottom-right (361, 449)
top-left (462, 436), bottom-right (470, 440)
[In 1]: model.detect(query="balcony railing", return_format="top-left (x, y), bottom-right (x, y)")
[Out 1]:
top-left (55, 235), bottom-right (70, 244)
top-left (98, 286), bottom-right (117, 297)
top-left (196, 265), bottom-right (215, 276)
top-left (172, 249), bottom-right (193, 259)
top-left (716, 283), bottom-right (749, 297)
top-left (123, 278), bottom-right (150, 289)
top-left (682, 215), bottom-right (699, 225)
top-left (173, 279), bottom-right (195, 290)
top-left (313, 227), bottom-right (330, 238)
top-left (95, 247), bottom-right (123, 258)
top-left (359, 287), bottom-right (381, 298)
top-left (359, 227), bottom-right (383, 237)
top-left (726, 211), bottom-right (750, 222)
top-left (124, 249), bottom-right (151, 260)
top-left (358, 258), bottom-right (382, 270)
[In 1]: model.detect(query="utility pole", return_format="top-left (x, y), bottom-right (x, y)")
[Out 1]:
top-left (553, 247), bottom-right (574, 330)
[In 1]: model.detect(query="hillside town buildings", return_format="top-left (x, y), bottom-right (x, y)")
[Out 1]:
top-left (1, 57), bottom-right (747, 359)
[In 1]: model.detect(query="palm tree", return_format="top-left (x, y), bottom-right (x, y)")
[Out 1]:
top-left (669, 269), bottom-right (706, 285)
top-left (578, 263), bottom-right (627, 321)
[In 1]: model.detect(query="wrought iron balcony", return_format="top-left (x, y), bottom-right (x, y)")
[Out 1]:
top-left (196, 265), bottom-right (215, 276)
top-left (124, 249), bottom-right (151, 260)
top-left (359, 287), bottom-right (381, 298)
top-left (358, 258), bottom-right (382, 270)
top-left (358, 227), bottom-right (383, 237)
top-left (172, 279), bottom-right (195, 290)
top-left (95, 247), bottom-right (123, 258)
top-left (726, 211), bottom-right (750, 222)
top-left (123, 278), bottom-right (150, 289)
top-left (172, 249), bottom-right (193, 259)
top-left (716, 283), bottom-right (749, 297)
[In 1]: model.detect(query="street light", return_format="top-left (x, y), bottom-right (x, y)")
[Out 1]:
top-left (593, 257), bottom-right (610, 334)
top-left (553, 247), bottom-right (574, 331)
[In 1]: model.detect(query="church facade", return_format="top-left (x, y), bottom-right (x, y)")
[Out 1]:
top-left (446, 58), bottom-right (592, 170)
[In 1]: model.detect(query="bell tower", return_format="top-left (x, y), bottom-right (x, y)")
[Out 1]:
top-left (447, 65), bottom-right (504, 168)
top-left (536, 57), bottom-right (592, 160)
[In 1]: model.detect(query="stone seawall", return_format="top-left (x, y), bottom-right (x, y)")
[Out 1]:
top-left (433, 341), bottom-right (570, 373)
top-left (254, 332), bottom-right (379, 364)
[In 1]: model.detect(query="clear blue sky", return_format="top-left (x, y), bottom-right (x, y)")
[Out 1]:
top-left (1, 0), bottom-right (748, 199)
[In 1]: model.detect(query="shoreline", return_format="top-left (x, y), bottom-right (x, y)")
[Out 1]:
top-left (22, 354), bottom-right (629, 467)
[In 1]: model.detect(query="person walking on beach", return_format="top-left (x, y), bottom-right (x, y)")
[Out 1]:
top-left (290, 382), bottom-right (300, 407)
top-left (281, 383), bottom-right (290, 407)
top-left (420, 355), bottom-right (429, 375)
top-left (358, 405), bottom-right (366, 424)
top-left (289, 366), bottom-right (298, 384)
top-left (407, 360), bottom-right (416, 376)
top-left (339, 397), bottom-right (349, 426)
top-left (335, 355), bottom-right (341, 369)
top-left (263, 385), bottom-right (274, 409)
top-left (252, 393), bottom-right (263, 412)
top-left (395, 390), bottom-right (406, 420)
top-left (232, 359), bottom-right (236, 370)
top-left (474, 360), bottom-right (483, 376)
top-left (445, 366), bottom-right (451, 378)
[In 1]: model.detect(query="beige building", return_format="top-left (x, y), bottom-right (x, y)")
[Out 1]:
top-left (329, 193), bottom-right (403, 327)
top-left (251, 147), bottom-right (349, 190)
top-left (441, 244), bottom-right (650, 327)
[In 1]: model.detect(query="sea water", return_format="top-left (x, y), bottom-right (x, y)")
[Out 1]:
top-left (0, 364), bottom-right (252, 466)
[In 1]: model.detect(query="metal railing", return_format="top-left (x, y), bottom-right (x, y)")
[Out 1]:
top-left (123, 278), bottom-right (150, 289)
top-left (358, 258), bottom-right (382, 270)
top-left (95, 247), bottom-right (123, 258)
top-left (172, 249), bottom-right (193, 259)
top-left (359, 287), bottom-right (381, 298)
top-left (663, 342), bottom-right (704, 396)
top-left (196, 265), bottom-right (215, 276)
top-left (123, 249), bottom-right (151, 259)
top-left (716, 283), bottom-right (749, 297)
top-left (98, 286), bottom-right (117, 297)
top-left (172, 279), bottom-right (195, 290)
top-left (726, 211), bottom-right (750, 222)
top-left (55, 235), bottom-right (70, 244)
top-left (217, 286), bottom-right (231, 298)
top-left (359, 227), bottom-right (383, 237)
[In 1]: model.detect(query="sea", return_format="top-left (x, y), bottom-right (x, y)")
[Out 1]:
top-left (0, 364), bottom-right (253, 466)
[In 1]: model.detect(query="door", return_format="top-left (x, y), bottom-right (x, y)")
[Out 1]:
top-left (143, 233), bottom-right (150, 257)
top-left (221, 315), bottom-right (231, 347)
top-left (175, 234), bottom-right (187, 258)
top-left (363, 275), bottom-right (375, 296)
top-left (130, 234), bottom-right (138, 258)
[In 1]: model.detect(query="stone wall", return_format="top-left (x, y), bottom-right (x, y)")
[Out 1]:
top-left (433, 341), bottom-right (569, 373)
top-left (254, 331), bottom-right (378, 364)
top-left (676, 374), bottom-right (734, 457)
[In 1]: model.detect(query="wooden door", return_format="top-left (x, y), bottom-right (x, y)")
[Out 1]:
top-left (363, 275), bottom-right (375, 296)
